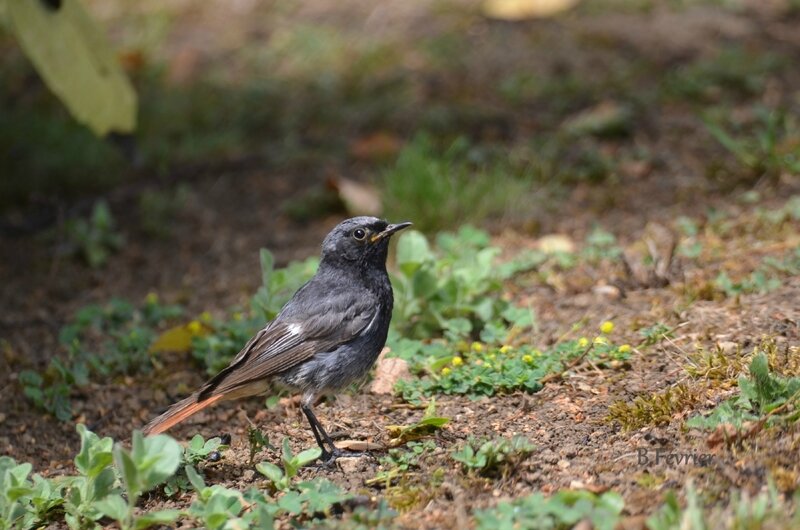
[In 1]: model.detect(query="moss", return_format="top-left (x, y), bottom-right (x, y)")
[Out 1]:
top-left (607, 384), bottom-right (699, 430)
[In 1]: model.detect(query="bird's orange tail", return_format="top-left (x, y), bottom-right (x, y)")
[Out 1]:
top-left (142, 393), bottom-right (224, 435)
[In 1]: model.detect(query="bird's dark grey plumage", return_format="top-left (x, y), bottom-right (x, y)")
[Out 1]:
top-left (142, 217), bottom-right (411, 462)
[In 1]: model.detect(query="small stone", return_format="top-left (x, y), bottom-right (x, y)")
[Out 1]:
top-left (242, 469), bottom-right (255, 481)
top-left (337, 457), bottom-right (363, 475)
top-left (718, 341), bottom-right (738, 354)
top-left (557, 459), bottom-right (571, 469)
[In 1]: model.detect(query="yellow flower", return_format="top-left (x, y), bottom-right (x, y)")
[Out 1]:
top-left (593, 336), bottom-right (609, 345)
top-left (200, 311), bottom-right (213, 322)
top-left (187, 321), bottom-right (202, 334)
top-left (522, 354), bottom-right (534, 363)
top-left (441, 367), bottom-right (452, 376)
top-left (499, 345), bottom-right (512, 354)
top-left (452, 356), bottom-right (463, 366)
top-left (619, 344), bottom-right (631, 353)
top-left (600, 321), bottom-right (615, 334)
top-left (471, 342), bottom-right (484, 352)
top-left (578, 337), bottom-right (590, 348)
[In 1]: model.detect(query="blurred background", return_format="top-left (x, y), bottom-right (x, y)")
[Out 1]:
top-left (2, 0), bottom-right (799, 317)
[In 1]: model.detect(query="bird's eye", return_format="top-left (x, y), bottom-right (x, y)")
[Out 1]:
top-left (352, 228), bottom-right (367, 241)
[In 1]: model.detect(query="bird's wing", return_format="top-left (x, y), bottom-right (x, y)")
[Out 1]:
top-left (198, 294), bottom-right (378, 398)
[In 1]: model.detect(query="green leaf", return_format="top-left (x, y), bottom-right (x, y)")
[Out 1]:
top-left (133, 509), bottom-right (181, 529)
top-left (418, 417), bottom-right (449, 428)
top-left (277, 491), bottom-right (303, 514)
top-left (94, 493), bottom-right (128, 521)
top-left (114, 444), bottom-right (139, 499)
top-left (185, 465), bottom-right (206, 492)
top-left (255, 462), bottom-right (284, 484)
top-left (396, 231), bottom-right (433, 276)
top-left (5, 0), bottom-right (137, 135)
top-left (293, 447), bottom-right (322, 468)
top-left (259, 249), bottom-right (275, 293)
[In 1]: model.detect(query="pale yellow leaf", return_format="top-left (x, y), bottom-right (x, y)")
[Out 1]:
top-left (6, 0), bottom-right (137, 135)
top-left (483, 0), bottom-right (579, 20)
top-left (149, 322), bottom-right (212, 354)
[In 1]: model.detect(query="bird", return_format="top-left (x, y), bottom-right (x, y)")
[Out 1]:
top-left (142, 216), bottom-right (412, 462)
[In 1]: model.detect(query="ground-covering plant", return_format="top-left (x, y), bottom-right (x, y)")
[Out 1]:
top-left (451, 435), bottom-right (535, 477)
top-left (705, 106), bottom-right (800, 179)
top-left (647, 482), bottom-right (800, 530)
top-left (19, 296), bottom-right (183, 420)
top-left (368, 440), bottom-right (436, 487)
top-left (384, 399), bottom-right (450, 447)
top-left (686, 352), bottom-right (800, 431)
top-left (391, 227), bottom-right (539, 343)
top-left (256, 438), bottom-right (323, 492)
top-left (474, 490), bottom-right (625, 530)
top-left (713, 246), bottom-right (800, 298)
top-left (380, 134), bottom-right (532, 233)
top-left (607, 384), bottom-right (699, 431)
top-left (63, 200), bottom-right (125, 268)
top-left (0, 424), bottom-right (371, 529)
top-left (396, 335), bottom-right (630, 403)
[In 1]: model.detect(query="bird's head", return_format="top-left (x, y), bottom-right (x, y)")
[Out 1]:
top-left (320, 216), bottom-right (412, 268)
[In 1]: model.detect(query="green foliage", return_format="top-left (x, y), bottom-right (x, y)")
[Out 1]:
top-left (247, 427), bottom-right (274, 466)
top-left (385, 400), bottom-right (450, 445)
top-left (184, 434), bottom-right (228, 466)
top-left (63, 200), bottom-right (125, 268)
top-left (0, 456), bottom-right (62, 530)
top-left (474, 490), bottom-right (625, 530)
top-left (451, 435), bottom-right (534, 477)
top-left (638, 323), bottom-right (674, 347)
top-left (607, 384), bottom-right (698, 431)
top-left (0, 424), bottom-right (362, 529)
top-left (581, 226), bottom-right (623, 263)
top-left (687, 352), bottom-right (800, 430)
top-left (187, 472), bottom-right (353, 528)
top-left (392, 227), bottom-right (538, 342)
top-left (256, 438), bottom-right (322, 491)
top-left (381, 134), bottom-right (532, 233)
top-left (101, 431), bottom-right (183, 529)
top-left (647, 483), bottom-right (798, 530)
top-left (20, 297), bottom-right (182, 420)
top-left (714, 248), bottom-right (800, 298)
top-left (705, 106), bottom-right (800, 178)
top-left (369, 440), bottom-right (436, 486)
top-left (251, 249), bottom-right (319, 322)
top-left (397, 339), bottom-right (629, 402)
top-left (193, 248), bottom-right (317, 374)
top-left (192, 314), bottom-right (261, 375)
top-left (664, 46), bottom-right (782, 102)
top-left (714, 270), bottom-right (781, 298)
top-left (185, 466), bottom-right (249, 530)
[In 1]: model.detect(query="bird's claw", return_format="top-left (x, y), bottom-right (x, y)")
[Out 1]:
top-left (319, 448), bottom-right (375, 466)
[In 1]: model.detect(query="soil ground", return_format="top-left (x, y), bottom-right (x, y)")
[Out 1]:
top-left (2, 0), bottom-right (800, 528)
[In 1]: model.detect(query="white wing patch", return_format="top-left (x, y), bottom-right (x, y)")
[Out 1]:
top-left (287, 323), bottom-right (303, 335)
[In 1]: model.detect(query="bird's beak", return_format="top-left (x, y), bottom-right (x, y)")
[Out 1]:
top-left (371, 221), bottom-right (412, 243)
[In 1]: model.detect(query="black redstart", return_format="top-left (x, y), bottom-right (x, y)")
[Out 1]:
top-left (143, 216), bottom-right (412, 462)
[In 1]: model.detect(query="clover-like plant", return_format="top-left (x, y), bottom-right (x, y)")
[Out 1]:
top-left (256, 438), bottom-right (322, 491)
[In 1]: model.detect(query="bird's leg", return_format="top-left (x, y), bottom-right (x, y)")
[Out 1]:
top-left (301, 403), bottom-right (340, 462)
